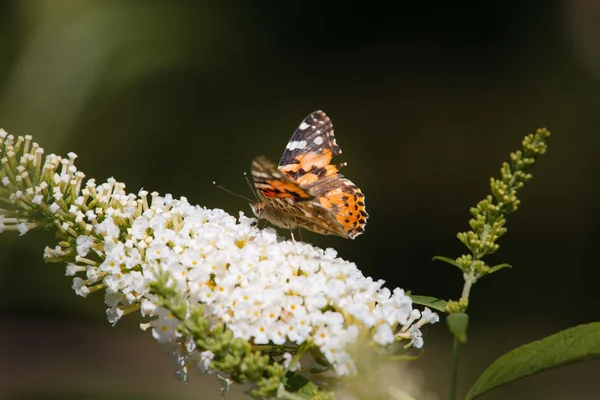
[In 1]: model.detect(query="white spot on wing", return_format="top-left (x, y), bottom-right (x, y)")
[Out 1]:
top-left (286, 140), bottom-right (306, 150)
top-left (299, 122), bottom-right (310, 130)
top-left (313, 136), bottom-right (324, 145)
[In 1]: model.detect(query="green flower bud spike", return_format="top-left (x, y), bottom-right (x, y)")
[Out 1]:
top-left (435, 128), bottom-right (550, 313)
top-left (434, 128), bottom-right (550, 400)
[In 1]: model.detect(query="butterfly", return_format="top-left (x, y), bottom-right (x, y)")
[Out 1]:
top-left (250, 111), bottom-right (367, 239)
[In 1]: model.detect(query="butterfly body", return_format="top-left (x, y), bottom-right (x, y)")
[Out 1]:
top-left (250, 111), bottom-right (367, 239)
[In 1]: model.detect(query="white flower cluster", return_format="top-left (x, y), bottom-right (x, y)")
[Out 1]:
top-left (74, 193), bottom-right (438, 376)
top-left (0, 129), bottom-right (439, 380)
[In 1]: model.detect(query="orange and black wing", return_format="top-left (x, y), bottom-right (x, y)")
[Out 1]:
top-left (251, 155), bottom-right (348, 236)
top-left (308, 176), bottom-right (368, 239)
top-left (278, 111), bottom-right (347, 187)
top-left (251, 156), bottom-right (313, 204)
top-left (278, 111), bottom-right (368, 239)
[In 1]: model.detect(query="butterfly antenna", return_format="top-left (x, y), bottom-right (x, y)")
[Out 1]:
top-left (212, 181), bottom-right (255, 203)
top-left (243, 172), bottom-right (260, 202)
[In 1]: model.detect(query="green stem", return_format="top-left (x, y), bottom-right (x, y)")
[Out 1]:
top-left (460, 278), bottom-right (472, 302)
top-left (285, 341), bottom-right (311, 374)
top-left (449, 336), bottom-right (460, 400)
top-left (459, 271), bottom-right (476, 310)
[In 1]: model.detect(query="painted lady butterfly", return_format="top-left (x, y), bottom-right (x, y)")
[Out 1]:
top-left (250, 111), bottom-right (367, 239)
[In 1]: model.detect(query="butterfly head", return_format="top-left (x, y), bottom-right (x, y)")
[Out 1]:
top-left (250, 202), bottom-right (265, 219)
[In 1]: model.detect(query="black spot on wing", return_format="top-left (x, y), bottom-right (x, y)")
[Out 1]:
top-left (285, 165), bottom-right (329, 181)
top-left (341, 185), bottom-right (355, 194)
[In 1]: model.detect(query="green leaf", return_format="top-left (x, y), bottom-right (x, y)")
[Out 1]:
top-left (446, 313), bottom-right (469, 344)
top-left (409, 295), bottom-right (447, 313)
top-left (488, 263), bottom-right (512, 274)
top-left (466, 322), bottom-right (600, 400)
top-left (295, 382), bottom-right (319, 399)
top-left (432, 255), bottom-right (462, 268)
top-left (284, 371), bottom-right (319, 398)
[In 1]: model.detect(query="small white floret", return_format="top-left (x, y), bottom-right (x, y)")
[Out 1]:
top-left (16, 222), bottom-right (29, 235)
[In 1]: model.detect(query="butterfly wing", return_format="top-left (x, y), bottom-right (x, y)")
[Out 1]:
top-left (251, 156), bottom-right (349, 236)
top-left (308, 176), bottom-right (368, 239)
top-left (251, 156), bottom-right (313, 204)
top-left (278, 111), bottom-right (346, 187)
top-left (278, 111), bottom-right (368, 239)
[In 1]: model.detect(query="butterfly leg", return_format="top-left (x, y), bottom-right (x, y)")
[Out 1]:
top-left (297, 228), bottom-right (303, 243)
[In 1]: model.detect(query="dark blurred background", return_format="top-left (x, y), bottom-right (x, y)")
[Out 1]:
top-left (1, 1), bottom-right (599, 399)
